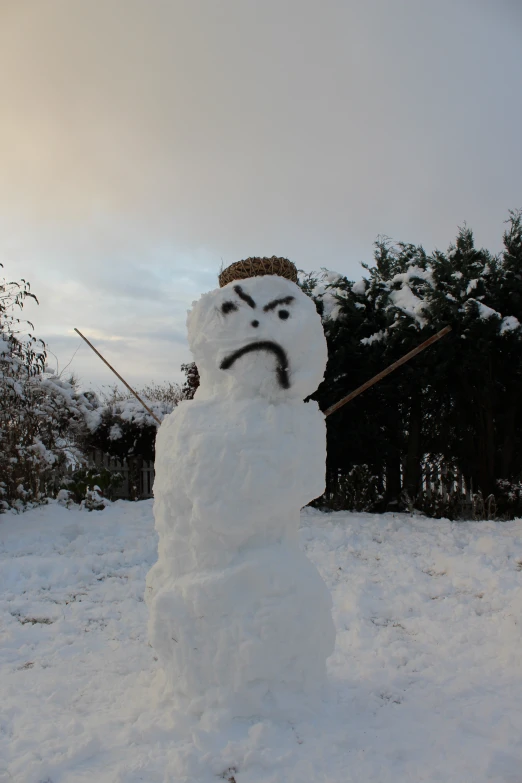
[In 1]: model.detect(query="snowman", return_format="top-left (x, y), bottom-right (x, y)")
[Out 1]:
top-left (146, 258), bottom-right (335, 718)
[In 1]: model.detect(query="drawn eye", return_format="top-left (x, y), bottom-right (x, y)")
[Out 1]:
top-left (278, 309), bottom-right (290, 320)
top-left (221, 301), bottom-right (238, 314)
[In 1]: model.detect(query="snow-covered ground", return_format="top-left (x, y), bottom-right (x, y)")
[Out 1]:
top-left (1, 500), bottom-right (522, 783)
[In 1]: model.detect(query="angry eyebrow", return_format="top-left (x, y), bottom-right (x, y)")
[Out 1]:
top-left (263, 295), bottom-right (295, 312)
top-left (233, 285), bottom-right (256, 309)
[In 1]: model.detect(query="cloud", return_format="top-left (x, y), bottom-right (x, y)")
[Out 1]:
top-left (1, 0), bottom-right (520, 388)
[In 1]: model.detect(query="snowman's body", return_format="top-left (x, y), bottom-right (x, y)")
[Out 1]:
top-left (146, 275), bottom-right (335, 717)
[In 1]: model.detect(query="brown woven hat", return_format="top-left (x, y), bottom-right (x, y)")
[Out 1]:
top-left (219, 256), bottom-right (298, 288)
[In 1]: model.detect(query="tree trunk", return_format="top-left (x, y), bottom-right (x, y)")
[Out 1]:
top-left (500, 404), bottom-right (517, 477)
top-left (403, 396), bottom-right (422, 502)
top-left (477, 391), bottom-right (496, 497)
top-left (385, 453), bottom-right (402, 508)
top-left (128, 456), bottom-right (144, 501)
top-left (384, 410), bottom-right (403, 509)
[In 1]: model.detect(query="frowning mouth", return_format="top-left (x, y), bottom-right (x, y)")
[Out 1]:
top-left (219, 340), bottom-right (290, 389)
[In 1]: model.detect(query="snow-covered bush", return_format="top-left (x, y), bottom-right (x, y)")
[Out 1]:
top-left (84, 386), bottom-right (180, 500)
top-left (87, 392), bottom-right (176, 463)
top-left (82, 486), bottom-right (110, 512)
top-left (0, 265), bottom-right (95, 512)
top-left (494, 479), bottom-right (522, 520)
top-left (317, 465), bottom-right (383, 512)
top-left (62, 466), bottom-right (123, 506)
top-left (413, 488), bottom-right (466, 521)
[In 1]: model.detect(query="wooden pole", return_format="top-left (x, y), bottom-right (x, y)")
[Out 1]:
top-left (74, 328), bottom-right (162, 426)
top-left (324, 325), bottom-right (452, 418)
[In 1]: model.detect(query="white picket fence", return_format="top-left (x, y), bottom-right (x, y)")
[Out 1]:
top-left (419, 461), bottom-right (477, 516)
top-left (421, 462), bottom-right (472, 501)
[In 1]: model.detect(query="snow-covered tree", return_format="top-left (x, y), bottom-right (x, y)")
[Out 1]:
top-left (305, 211), bottom-right (522, 517)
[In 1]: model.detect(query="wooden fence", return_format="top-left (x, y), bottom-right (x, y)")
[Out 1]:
top-left (84, 452), bottom-right (485, 516)
top-left (88, 451), bottom-right (155, 500)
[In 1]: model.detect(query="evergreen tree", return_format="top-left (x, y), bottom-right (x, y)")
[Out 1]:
top-left (306, 211), bottom-right (522, 517)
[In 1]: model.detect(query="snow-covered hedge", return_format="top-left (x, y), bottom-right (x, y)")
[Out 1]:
top-left (87, 394), bottom-right (175, 463)
top-left (303, 210), bottom-right (522, 517)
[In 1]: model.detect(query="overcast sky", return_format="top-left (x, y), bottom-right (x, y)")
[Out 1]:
top-left (1, 0), bottom-right (521, 393)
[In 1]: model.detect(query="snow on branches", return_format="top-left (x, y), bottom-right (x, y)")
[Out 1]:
top-left (87, 391), bottom-right (177, 463)
top-left (301, 211), bottom-right (522, 516)
top-left (0, 265), bottom-right (97, 512)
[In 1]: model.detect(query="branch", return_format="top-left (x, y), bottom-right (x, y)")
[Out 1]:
top-left (324, 325), bottom-right (452, 418)
top-left (74, 328), bottom-right (162, 425)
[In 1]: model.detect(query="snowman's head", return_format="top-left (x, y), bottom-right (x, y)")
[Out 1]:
top-left (187, 275), bottom-right (327, 401)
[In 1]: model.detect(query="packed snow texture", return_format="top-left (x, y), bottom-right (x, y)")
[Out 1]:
top-left (91, 396), bottom-right (173, 434)
top-left (146, 275), bottom-right (335, 717)
top-left (2, 501), bottom-right (522, 782)
top-left (186, 274), bottom-right (328, 402)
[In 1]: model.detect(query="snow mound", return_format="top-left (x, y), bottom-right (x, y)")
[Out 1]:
top-left (2, 503), bottom-right (522, 781)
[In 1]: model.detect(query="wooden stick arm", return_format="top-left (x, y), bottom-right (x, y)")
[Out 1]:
top-left (75, 323), bottom-right (451, 426)
top-left (74, 328), bottom-right (162, 426)
top-left (324, 325), bottom-right (452, 418)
